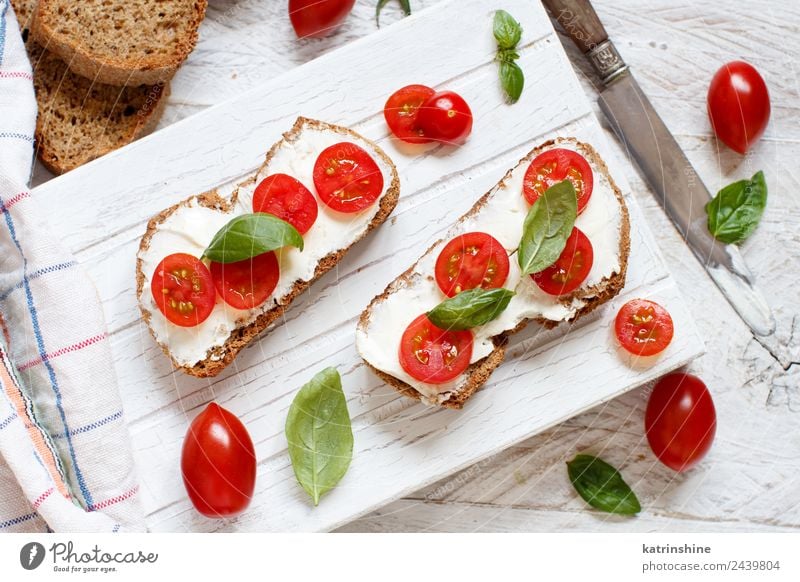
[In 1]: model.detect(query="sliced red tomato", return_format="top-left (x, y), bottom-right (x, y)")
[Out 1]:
top-left (182, 403), bottom-right (257, 518)
top-left (399, 314), bottom-right (473, 384)
top-left (434, 232), bottom-right (510, 297)
top-left (288, 0), bottom-right (355, 38)
top-left (531, 227), bottom-right (593, 296)
top-left (252, 173), bottom-right (318, 235)
top-left (416, 90), bottom-right (473, 145)
top-left (313, 142), bottom-right (384, 213)
top-left (645, 373), bottom-right (716, 472)
top-left (384, 84), bottom-right (436, 144)
top-left (209, 252), bottom-right (280, 310)
top-left (151, 253), bottom-right (216, 327)
top-left (615, 299), bottom-right (674, 357)
top-left (707, 61), bottom-right (770, 154)
top-left (523, 148), bottom-right (594, 213)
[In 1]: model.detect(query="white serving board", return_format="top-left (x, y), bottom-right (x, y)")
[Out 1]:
top-left (33, 0), bottom-right (704, 532)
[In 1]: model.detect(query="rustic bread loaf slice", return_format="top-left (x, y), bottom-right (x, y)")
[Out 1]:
top-left (356, 138), bottom-right (631, 409)
top-left (12, 0), bottom-right (168, 174)
top-left (136, 118), bottom-right (401, 378)
top-left (31, 0), bottom-right (207, 86)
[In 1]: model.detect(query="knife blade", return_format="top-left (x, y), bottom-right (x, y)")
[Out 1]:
top-left (542, 0), bottom-right (775, 337)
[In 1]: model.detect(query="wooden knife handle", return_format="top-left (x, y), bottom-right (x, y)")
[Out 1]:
top-left (541, 0), bottom-right (608, 53)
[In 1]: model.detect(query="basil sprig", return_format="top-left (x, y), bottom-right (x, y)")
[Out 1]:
top-left (493, 10), bottom-right (525, 103)
top-left (428, 288), bottom-right (515, 331)
top-left (376, 0), bottom-right (411, 26)
top-left (518, 180), bottom-right (578, 276)
top-left (203, 213), bottom-right (303, 264)
top-left (567, 454), bottom-right (641, 515)
top-left (285, 367), bottom-right (354, 506)
top-left (705, 170), bottom-right (767, 245)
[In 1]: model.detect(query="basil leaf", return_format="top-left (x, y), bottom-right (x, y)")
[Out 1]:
top-left (285, 367), bottom-right (353, 506)
top-left (518, 180), bottom-right (578, 276)
top-left (428, 288), bottom-right (515, 331)
top-left (705, 170), bottom-right (767, 245)
top-left (567, 454), bottom-right (641, 515)
top-left (203, 213), bottom-right (303, 264)
top-left (499, 60), bottom-right (524, 103)
top-left (399, 0), bottom-right (411, 16)
top-left (493, 10), bottom-right (522, 50)
top-left (377, 0), bottom-right (411, 26)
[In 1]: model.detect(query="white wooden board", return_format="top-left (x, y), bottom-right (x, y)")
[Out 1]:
top-left (32, 0), bottom-right (704, 532)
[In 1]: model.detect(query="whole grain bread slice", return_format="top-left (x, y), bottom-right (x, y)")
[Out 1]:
top-left (357, 138), bottom-right (631, 409)
top-left (136, 117), bottom-right (401, 378)
top-left (31, 0), bottom-right (207, 86)
top-left (12, 0), bottom-right (168, 174)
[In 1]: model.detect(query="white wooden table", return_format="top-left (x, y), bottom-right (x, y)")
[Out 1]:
top-left (33, 0), bottom-right (800, 532)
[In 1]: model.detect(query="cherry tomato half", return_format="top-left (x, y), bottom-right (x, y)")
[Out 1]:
top-left (384, 84), bottom-right (437, 144)
top-left (416, 90), bottom-right (473, 145)
top-left (707, 61), bottom-right (770, 154)
top-left (288, 0), bottom-right (355, 38)
top-left (434, 232), bottom-right (510, 297)
top-left (210, 252), bottom-right (280, 310)
top-left (253, 173), bottom-right (318, 235)
top-left (531, 227), bottom-right (593, 296)
top-left (523, 148), bottom-right (594, 213)
top-left (151, 253), bottom-right (216, 327)
top-left (182, 403), bottom-right (257, 518)
top-left (615, 299), bottom-right (674, 357)
top-left (313, 142), bottom-right (384, 213)
top-left (399, 314), bottom-right (473, 384)
top-left (645, 373), bottom-right (716, 472)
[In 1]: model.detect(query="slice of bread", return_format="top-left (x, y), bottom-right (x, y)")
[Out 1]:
top-left (356, 138), bottom-right (631, 409)
top-left (31, 0), bottom-right (207, 86)
top-left (12, 0), bottom-right (168, 174)
top-left (136, 118), bottom-right (401, 378)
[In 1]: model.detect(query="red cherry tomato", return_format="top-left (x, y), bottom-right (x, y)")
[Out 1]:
top-left (384, 84), bottom-right (437, 144)
top-left (313, 142), bottom-right (384, 213)
top-left (252, 174), bottom-right (318, 235)
top-left (181, 403), bottom-right (257, 517)
top-left (531, 227), bottom-right (593, 296)
top-left (151, 253), bottom-right (216, 327)
top-left (645, 373), bottom-right (716, 472)
top-left (288, 0), bottom-right (355, 38)
top-left (416, 90), bottom-right (473, 145)
top-left (434, 232), bottom-right (510, 297)
top-left (523, 149), bottom-right (594, 213)
top-left (209, 252), bottom-right (280, 310)
top-left (707, 61), bottom-right (770, 154)
top-left (615, 299), bottom-right (674, 357)
top-left (399, 314), bottom-right (473, 384)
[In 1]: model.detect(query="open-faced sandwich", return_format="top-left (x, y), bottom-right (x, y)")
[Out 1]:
top-left (356, 138), bottom-right (630, 408)
top-left (137, 117), bottom-right (400, 377)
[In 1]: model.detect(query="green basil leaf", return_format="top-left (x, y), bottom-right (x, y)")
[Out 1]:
top-left (377, 0), bottom-right (411, 26)
top-left (427, 288), bottom-right (515, 331)
top-left (567, 454), bottom-right (641, 515)
top-left (285, 367), bottom-right (353, 506)
top-left (499, 60), bottom-right (524, 103)
top-left (203, 213), bottom-right (303, 264)
top-left (705, 170), bottom-right (767, 245)
top-left (493, 10), bottom-right (522, 50)
top-left (399, 0), bottom-right (411, 16)
top-left (518, 180), bottom-right (577, 276)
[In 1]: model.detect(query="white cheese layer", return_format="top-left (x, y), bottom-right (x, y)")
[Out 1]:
top-left (139, 122), bottom-right (394, 367)
top-left (356, 141), bottom-right (624, 405)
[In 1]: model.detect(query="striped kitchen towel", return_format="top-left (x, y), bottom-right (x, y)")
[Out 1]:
top-left (0, 0), bottom-right (144, 532)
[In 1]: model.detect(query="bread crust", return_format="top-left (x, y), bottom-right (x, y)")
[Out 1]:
top-left (31, 0), bottom-right (207, 86)
top-left (357, 138), bottom-right (631, 409)
top-left (136, 117), bottom-right (401, 377)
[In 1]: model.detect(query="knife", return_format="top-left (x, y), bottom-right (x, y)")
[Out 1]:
top-left (541, 0), bottom-right (776, 337)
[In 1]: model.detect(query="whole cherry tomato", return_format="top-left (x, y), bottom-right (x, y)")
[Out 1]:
top-left (416, 90), bottom-right (473, 145)
top-left (645, 373), bottom-right (716, 472)
top-left (707, 61), bottom-right (770, 154)
top-left (288, 0), bottom-right (355, 38)
top-left (181, 403), bottom-right (257, 518)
